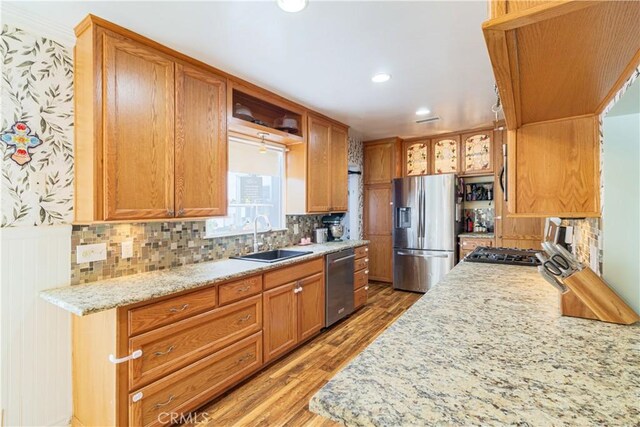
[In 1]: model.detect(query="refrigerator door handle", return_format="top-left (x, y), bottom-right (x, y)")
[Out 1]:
top-left (396, 251), bottom-right (449, 259)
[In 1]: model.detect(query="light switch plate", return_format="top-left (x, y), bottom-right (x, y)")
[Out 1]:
top-left (293, 223), bottom-right (299, 234)
top-left (121, 240), bottom-right (134, 259)
top-left (589, 244), bottom-right (599, 272)
top-left (76, 243), bottom-right (107, 264)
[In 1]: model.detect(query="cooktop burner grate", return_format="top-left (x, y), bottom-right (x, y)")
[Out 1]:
top-left (465, 246), bottom-right (541, 266)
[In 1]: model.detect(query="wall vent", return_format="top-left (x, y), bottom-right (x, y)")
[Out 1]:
top-left (415, 116), bottom-right (441, 124)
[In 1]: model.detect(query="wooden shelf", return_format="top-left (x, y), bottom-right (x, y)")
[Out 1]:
top-left (483, 1), bottom-right (640, 129)
top-left (229, 88), bottom-right (305, 145)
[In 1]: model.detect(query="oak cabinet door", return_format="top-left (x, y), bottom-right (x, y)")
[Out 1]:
top-left (307, 115), bottom-right (332, 212)
top-left (367, 235), bottom-right (393, 283)
top-left (103, 34), bottom-right (175, 220)
top-left (330, 126), bottom-right (349, 212)
top-left (462, 131), bottom-right (493, 175)
top-left (175, 63), bottom-right (227, 218)
top-left (364, 185), bottom-right (392, 236)
top-left (403, 140), bottom-right (430, 176)
top-left (297, 273), bottom-right (325, 342)
top-left (263, 282), bottom-right (298, 362)
top-left (432, 136), bottom-right (461, 174)
top-left (364, 142), bottom-right (395, 184)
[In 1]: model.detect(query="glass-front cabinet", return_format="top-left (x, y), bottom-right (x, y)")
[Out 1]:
top-left (403, 139), bottom-right (430, 176)
top-left (432, 135), bottom-right (460, 174)
top-left (462, 131), bottom-right (493, 175)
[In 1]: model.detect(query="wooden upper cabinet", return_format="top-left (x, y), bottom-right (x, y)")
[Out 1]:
top-left (307, 115), bottom-right (332, 212)
top-left (506, 115), bottom-right (600, 218)
top-left (403, 140), bottom-right (430, 177)
top-left (330, 126), bottom-right (349, 212)
top-left (74, 19), bottom-right (229, 222)
top-left (462, 130), bottom-right (493, 176)
top-left (175, 63), bottom-right (227, 218)
top-left (103, 34), bottom-right (175, 220)
top-left (364, 139), bottom-right (400, 185)
top-left (432, 135), bottom-right (461, 175)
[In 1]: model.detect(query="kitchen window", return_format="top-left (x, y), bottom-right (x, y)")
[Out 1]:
top-left (205, 137), bottom-right (286, 237)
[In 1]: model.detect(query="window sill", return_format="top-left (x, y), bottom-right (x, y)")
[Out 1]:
top-left (204, 228), bottom-right (289, 240)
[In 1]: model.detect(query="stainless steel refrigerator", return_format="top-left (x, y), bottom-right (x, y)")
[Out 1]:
top-left (393, 174), bottom-right (461, 292)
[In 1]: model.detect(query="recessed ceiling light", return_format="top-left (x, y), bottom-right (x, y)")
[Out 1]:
top-left (277, 0), bottom-right (308, 13)
top-left (371, 73), bottom-right (391, 83)
top-left (416, 108), bottom-right (431, 116)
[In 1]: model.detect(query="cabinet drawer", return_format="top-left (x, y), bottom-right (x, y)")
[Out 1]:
top-left (354, 268), bottom-right (368, 290)
top-left (264, 258), bottom-right (323, 290)
top-left (128, 296), bottom-right (261, 390)
top-left (354, 285), bottom-right (368, 310)
top-left (129, 332), bottom-right (262, 427)
top-left (354, 256), bottom-right (369, 272)
top-left (128, 286), bottom-right (218, 336)
top-left (218, 275), bottom-right (262, 306)
top-left (459, 238), bottom-right (494, 251)
top-left (355, 246), bottom-right (369, 259)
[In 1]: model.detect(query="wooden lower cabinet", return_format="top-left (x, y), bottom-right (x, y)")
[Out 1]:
top-left (367, 235), bottom-right (393, 282)
top-left (130, 333), bottom-right (262, 427)
top-left (72, 256), bottom-right (327, 426)
top-left (263, 282), bottom-right (298, 362)
top-left (459, 237), bottom-right (494, 260)
top-left (353, 245), bottom-right (370, 310)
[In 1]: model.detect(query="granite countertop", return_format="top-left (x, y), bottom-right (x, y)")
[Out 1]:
top-left (459, 232), bottom-right (495, 239)
top-left (40, 240), bottom-right (368, 316)
top-left (310, 262), bottom-right (640, 426)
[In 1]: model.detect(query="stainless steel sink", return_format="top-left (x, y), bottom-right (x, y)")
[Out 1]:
top-left (231, 249), bottom-right (313, 263)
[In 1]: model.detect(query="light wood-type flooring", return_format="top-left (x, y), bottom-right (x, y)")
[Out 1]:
top-left (184, 282), bottom-right (422, 427)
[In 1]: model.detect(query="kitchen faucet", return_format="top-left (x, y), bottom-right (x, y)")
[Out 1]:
top-left (253, 215), bottom-right (272, 252)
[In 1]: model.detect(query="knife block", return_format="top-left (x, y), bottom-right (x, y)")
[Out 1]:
top-left (559, 268), bottom-right (639, 325)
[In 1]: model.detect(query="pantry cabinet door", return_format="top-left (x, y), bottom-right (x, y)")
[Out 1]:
top-left (175, 63), bottom-right (227, 218)
top-left (103, 34), bottom-right (175, 220)
top-left (462, 131), bottom-right (493, 175)
top-left (307, 115), bottom-right (332, 212)
top-left (330, 125), bottom-right (349, 212)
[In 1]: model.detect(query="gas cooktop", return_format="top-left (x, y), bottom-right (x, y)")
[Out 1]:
top-left (465, 246), bottom-right (541, 266)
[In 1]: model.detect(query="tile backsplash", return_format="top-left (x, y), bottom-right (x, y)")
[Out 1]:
top-left (71, 215), bottom-right (323, 284)
top-left (563, 218), bottom-right (602, 274)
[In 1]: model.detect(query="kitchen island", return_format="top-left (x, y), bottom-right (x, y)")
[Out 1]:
top-left (309, 262), bottom-right (640, 426)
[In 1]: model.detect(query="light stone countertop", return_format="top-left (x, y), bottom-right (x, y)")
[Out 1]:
top-left (309, 261), bottom-right (640, 426)
top-left (40, 240), bottom-right (368, 316)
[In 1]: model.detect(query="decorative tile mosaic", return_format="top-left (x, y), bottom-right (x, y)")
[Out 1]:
top-left (70, 215), bottom-right (324, 284)
top-left (434, 138), bottom-right (458, 174)
top-left (405, 142), bottom-right (428, 176)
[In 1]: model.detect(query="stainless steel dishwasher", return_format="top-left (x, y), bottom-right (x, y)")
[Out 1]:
top-left (325, 248), bottom-right (355, 327)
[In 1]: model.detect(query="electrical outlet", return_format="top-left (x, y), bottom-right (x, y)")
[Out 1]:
top-left (589, 245), bottom-right (599, 272)
top-left (121, 240), bottom-right (134, 259)
top-left (293, 223), bottom-right (299, 234)
top-left (76, 243), bottom-right (107, 264)
top-left (29, 171), bottom-right (47, 194)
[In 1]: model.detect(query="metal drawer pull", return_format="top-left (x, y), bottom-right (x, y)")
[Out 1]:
top-left (364, 286), bottom-right (369, 290)
top-left (293, 286), bottom-right (303, 294)
top-left (238, 314), bottom-right (252, 323)
top-left (364, 270), bottom-right (369, 274)
top-left (365, 248), bottom-right (369, 252)
top-left (132, 392), bottom-right (143, 403)
top-left (154, 395), bottom-right (175, 409)
top-left (364, 258), bottom-right (369, 262)
top-left (109, 349), bottom-right (142, 364)
top-left (169, 304), bottom-right (189, 313)
top-left (154, 346), bottom-right (174, 356)
top-left (237, 285), bottom-right (251, 292)
top-left (237, 353), bottom-right (253, 364)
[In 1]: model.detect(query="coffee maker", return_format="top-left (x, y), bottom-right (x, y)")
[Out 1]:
top-left (322, 213), bottom-right (346, 241)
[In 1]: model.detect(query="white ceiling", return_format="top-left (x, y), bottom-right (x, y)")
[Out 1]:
top-left (6, 1), bottom-right (497, 140)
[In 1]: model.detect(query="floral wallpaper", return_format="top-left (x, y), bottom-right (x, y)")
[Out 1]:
top-left (1, 25), bottom-right (74, 227)
top-left (342, 136), bottom-right (364, 240)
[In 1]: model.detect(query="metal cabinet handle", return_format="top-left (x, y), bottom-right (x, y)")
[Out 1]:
top-left (154, 394), bottom-right (175, 409)
top-left (237, 285), bottom-right (251, 293)
top-left (365, 248), bottom-right (369, 252)
top-left (502, 143), bottom-right (508, 202)
top-left (238, 314), bottom-right (252, 323)
top-left (293, 286), bottom-right (303, 294)
top-left (177, 208), bottom-right (185, 216)
top-left (364, 270), bottom-right (369, 274)
top-left (167, 209), bottom-right (175, 216)
top-left (237, 353), bottom-right (253, 364)
top-left (132, 392), bottom-right (143, 403)
top-left (109, 349), bottom-right (142, 364)
top-left (154, 346), bottom-right (174, 356)
top-left (364, 258), bottom-right (369, 262)
top-left (364, 286), bottom-right (369, 291)
top-left (331, 254), bottom-right (355, 264)
top-left (169, 304), bottom-right (189, 313)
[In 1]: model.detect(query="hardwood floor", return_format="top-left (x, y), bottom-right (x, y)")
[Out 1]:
top-left (184, 282), bottom-right (422, 427)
